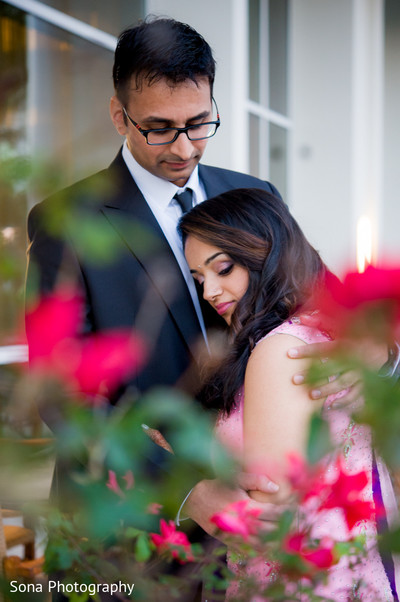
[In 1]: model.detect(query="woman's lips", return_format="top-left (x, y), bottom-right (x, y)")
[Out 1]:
top-left (215, 301), bottom-right (234, 316)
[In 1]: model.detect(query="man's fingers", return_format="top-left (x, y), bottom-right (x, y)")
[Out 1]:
top-left (236, 471), bottom-right (279, 493)
top-left (288, 340), bottom-right (336, 360)
top-left (326, 382), bottom-right (363, 409)
top-left (309, 370), bottom-right (360, 400)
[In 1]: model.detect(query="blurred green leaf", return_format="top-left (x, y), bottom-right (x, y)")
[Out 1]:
top-left (135, 533), bottom-right (152, 563)
top-left (307, 412), bottom-right (334, 464)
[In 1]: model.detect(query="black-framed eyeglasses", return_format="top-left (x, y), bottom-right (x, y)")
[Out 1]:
top-left (122, 97), bottom-right (220, 146)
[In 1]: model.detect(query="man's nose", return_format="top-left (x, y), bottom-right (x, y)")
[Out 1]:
top-left (169, 131), bottom-right (195, 158)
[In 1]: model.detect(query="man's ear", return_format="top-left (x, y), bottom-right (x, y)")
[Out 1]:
top-left (109, 96), bottom-right (128, 136)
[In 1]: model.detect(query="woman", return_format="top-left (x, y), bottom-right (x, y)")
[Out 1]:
top-left (178, 188), bottom-right (399, 601)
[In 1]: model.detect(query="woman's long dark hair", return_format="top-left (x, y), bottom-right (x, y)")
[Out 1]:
top-left (178, 188), bottom-right (328, 414)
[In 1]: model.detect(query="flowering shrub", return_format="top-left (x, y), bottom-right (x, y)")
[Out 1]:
top-left (2, 266), bottom-right (400, 601)
top-left (208, 458), bottom-right (374, 600)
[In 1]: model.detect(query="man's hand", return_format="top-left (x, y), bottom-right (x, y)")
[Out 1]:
top-left (287, 340), bottom-right (361, 403)
top-left (184, 475), bottom-right (282, 540)
top-left (288, 324), bottom-right (390, 405)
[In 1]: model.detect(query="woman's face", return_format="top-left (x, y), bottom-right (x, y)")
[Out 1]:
top-left (184, 235), bottom-right (250, 325)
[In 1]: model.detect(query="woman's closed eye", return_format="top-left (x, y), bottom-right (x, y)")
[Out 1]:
top-left (218, 263), bottom-right (234, 276)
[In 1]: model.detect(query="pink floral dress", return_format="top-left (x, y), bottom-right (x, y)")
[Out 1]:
top-left (215, 320), bottom-right (400, 601)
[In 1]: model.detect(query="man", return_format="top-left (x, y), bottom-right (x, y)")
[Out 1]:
top-left (26, 16), bottom-right (349, 598)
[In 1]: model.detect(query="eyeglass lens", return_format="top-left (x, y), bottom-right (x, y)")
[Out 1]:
top-left (147, 122), bottom-right (218, 145)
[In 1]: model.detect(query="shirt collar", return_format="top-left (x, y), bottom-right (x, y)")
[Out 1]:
top-left (122, 141), bottom-right (202, 209)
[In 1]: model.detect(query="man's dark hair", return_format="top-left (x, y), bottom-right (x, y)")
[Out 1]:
top-left (113, 17), bottom-right (216, 103)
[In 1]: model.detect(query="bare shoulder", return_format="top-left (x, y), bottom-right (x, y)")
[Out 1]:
top-left (248, 332), bottom-right (309, 375)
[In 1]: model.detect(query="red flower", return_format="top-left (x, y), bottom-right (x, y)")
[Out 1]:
top-left (286, 453), bottom-right (326, 502)
top-left (316, 266), bottom-right (400, 339)
top-left (284, 532), bottom-right (336, 571)
top-left (25, 287), bottom-right (147, 399)
top-left (210, 500), bottom-right (261, 540)
top-left (71, 332), bottom-right (145, 397)
top-left (151, 519), bottom-right (194, 563)
top-left (25, 288), bottom-right (82, 365)
top-left (320, 462), bottom-right (374, 530)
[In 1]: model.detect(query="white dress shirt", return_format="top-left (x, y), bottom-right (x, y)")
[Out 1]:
top-left (121, 141), bottom-right (208, 343)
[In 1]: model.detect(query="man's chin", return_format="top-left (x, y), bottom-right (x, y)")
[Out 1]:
top-left (164, 169), bottom-right (195, 187)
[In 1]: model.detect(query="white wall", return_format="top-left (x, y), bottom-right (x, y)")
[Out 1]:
top-left (290, 0), bottom-right (385, 273)
top-left (145, 0), bottom-right (248, 171)
top-left (145, 1), bottom-right (395, 273)
top-left (290, 0), bottom-right (353, 272)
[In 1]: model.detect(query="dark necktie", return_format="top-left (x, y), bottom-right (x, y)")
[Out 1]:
top-left (174, 188), bottom-right (193, 214)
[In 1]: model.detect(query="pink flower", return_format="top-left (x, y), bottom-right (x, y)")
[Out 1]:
top-left (286, 453), bottom-right (326, 502)
top-left (151, 519), bottom-right (194, 563)
top-left (25, 287), bottom-right (147, 399)
top-left (284, 532), bottom-right (336, 571)
top-left (320, 462), bottom-right (375, 530)
top-left (106, 470), bottom-right (135, 499)
top-left (210, 500), bottom-right (262, 540)
top-left (25, 288), bottom-right (82, 366)
top-left (71, 332), bottom-right (145, 397)
top-left (106, 470), bottom-right (124, 498)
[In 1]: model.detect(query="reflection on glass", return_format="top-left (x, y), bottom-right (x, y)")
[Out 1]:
top-left (269, 122), bottom-right (287, 199)
top-left (0, 2), bottom-right (28, 343)
top-left (32, 0), bottom-right (144, 37)
top-left (26, 14), bottom-right (118, 184)
top-left (0, 1), bottom-right (144, 341)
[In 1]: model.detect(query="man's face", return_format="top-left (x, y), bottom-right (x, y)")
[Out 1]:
top-left (110, 77), bottom-right (213, 187)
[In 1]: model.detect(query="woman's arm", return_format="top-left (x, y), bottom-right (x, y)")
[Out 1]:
top-left (243, 333), bottom-right (324, 504)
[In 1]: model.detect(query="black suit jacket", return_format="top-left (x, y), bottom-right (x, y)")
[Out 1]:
top-left (27, 149), bottom-right (281, 404)
top-left (26, 150), bottom-right (282, 512)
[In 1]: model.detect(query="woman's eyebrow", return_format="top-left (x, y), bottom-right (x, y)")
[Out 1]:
top-left (190, 252), bottom-right (225, 273)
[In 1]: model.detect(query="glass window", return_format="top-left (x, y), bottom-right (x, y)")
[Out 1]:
top-left (32, 0), bottom-right (144, 37)
top-left (269, 0), bottom-right (288, 115)
top-left (247, 0), bottom-right (290, 195)
top-left (269, 122), bottom-right (287, 199)
top-left (248, 0), bottom-right (261, 103)
top-left (0, 2), bottom-right (28, 343)
top-left (0, 0), bottom-right (144, 344)
top-left (248, 0), bottom-right (288, 113)
top-left (26, 14), bottom-right (119, 183)
top-left (249, 113), bottom-right (260, 177)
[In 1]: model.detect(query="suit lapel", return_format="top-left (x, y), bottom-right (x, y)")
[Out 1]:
top-left (198, 164), bottom-right (229, 199)
top-left (101, 152), bottom-right (202, 354)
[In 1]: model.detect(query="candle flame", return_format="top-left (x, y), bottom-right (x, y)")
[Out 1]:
top-left (357, 216), bottom-right (372, 273)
